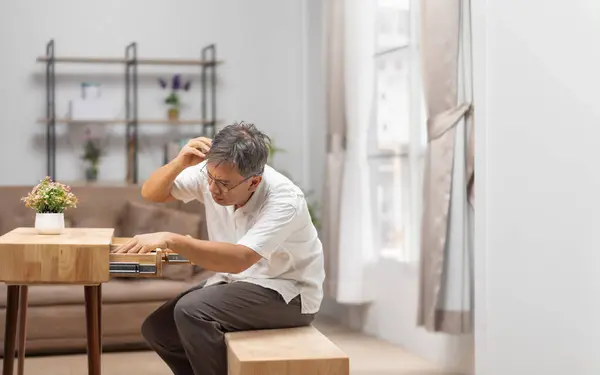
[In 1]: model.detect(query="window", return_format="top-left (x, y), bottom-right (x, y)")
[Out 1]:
top-left (369, 0), bottom-right (426, 262)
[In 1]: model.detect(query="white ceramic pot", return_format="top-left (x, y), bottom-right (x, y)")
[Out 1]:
top-left (35, 213), bottom-right (65, 235)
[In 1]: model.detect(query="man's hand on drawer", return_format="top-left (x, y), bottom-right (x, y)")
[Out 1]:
top-left (111, 232), bottom-right (175, 254)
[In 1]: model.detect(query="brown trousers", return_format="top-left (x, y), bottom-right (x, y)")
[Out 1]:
top-left (141, 280), bottom-right (315, 375)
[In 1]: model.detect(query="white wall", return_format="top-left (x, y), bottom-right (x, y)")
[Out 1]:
top-left (0, 0), bottom-right (317, 193)
top-left (473, 0), bottom-right (600, 374)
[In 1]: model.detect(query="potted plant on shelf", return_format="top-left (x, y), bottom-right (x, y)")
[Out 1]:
top-left (159, 74), bottom-right (192, 121)
top-left (81, 129), bottom-right (104, 182)
top-left (21, 177), bottom-right (78, 235)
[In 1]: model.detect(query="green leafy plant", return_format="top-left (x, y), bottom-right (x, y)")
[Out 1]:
top-left (21, 177), bottom-right (78, 213)
top-left (268, 140), bottom-right (321, 229)
top-left (164, 92), bottom-right (180, 108)
top-left (82, 138), bottom-right (102, 165)
top-left (81, 129), bottom-right (105, 181)
top-left (268, 141), bottom-right (286, 164)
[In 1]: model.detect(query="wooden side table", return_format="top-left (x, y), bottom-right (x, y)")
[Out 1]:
top-left (0, 227), bottom-right (188, 375)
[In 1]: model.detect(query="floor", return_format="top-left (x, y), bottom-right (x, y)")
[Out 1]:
top-left (4, 319), bottom-right (457, 375)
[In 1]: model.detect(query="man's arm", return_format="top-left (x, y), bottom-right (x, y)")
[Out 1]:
top-left (141, 136), bottom-right (210, 203)
top-left (162, 191), bottom-right (303, 273)
top-left (166, 234), bottom-right (262, 274)
top-left (141, 159), bottom-right (185, 202)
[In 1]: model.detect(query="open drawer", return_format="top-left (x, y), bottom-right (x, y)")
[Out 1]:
top-left (109, 237), bottom-right (190, 278)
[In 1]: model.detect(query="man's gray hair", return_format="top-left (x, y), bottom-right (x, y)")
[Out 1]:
top-left (205, 122), bottom-right (271, 177)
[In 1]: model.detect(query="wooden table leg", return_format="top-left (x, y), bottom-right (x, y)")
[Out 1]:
top-left (97, 284), bottom-right (102, 353)
top-left (3, 285), bottom-right (20, 375)
top-left (84, 285), bottom-right (102, 375)
top-left (17, 286), bottom-right (28, 375)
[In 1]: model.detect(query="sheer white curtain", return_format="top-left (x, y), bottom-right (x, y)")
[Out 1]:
top-left (336, 0), bottom-right (377, 304)
top-left (323, 0), bottom-right (377, 304)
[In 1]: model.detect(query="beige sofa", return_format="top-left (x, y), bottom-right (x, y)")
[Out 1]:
top-left (0, 184), bottom-right (213, 356)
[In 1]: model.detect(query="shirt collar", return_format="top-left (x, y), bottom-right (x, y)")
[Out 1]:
top-left (234, 176), bottom-right (267, 214)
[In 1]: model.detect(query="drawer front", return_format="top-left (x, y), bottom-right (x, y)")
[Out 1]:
top-left (109, 237), bottom-right (190, 278)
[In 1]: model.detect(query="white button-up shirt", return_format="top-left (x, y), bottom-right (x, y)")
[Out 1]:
top-left (170, 161), bottom-right (325, 314)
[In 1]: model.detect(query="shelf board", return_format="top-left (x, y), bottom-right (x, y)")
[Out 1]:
top-left (37, 118), bottom-right (216, 125)
top-left (36, 57), bottom-right (126, 64)
top-left (36, 56), bottom-right (221, 66)
top-left (63, 180), bottom-right (141, 188)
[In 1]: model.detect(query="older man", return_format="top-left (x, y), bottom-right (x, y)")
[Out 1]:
top-left (112, 122), bottom-right (325, 375)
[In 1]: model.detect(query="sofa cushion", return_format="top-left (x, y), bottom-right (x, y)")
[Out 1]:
top-left (115, 200), bottom-right (204, 238)
top-left (0, 270), bottom-right (214, 308)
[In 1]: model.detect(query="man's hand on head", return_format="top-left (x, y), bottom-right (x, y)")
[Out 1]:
top-left (111, 232), bottom-right (175, 254)
top-left (174, 136), bottom-right (212, 169)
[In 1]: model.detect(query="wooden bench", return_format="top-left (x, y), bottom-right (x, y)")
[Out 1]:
top-left (225, 325), bottom-right (350, 375)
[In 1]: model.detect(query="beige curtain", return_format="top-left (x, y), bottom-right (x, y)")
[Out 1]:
top-left (417, 0), bottom-right (475, 334)
top-left (322, 0), bottom-right (346, 300)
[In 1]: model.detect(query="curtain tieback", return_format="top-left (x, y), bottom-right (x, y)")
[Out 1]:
top-left (428, 102), bottom-right (472, 142)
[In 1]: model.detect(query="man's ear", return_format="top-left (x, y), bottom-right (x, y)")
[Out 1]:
top-left (248, 176), bottom-right (262, 191)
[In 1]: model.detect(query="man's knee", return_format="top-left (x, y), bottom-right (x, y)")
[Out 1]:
top-left (173, 293), bottom-right (213, 330)
top-left (141, 313), bottom-right (160, 346)
top-left (142, 306), bottom-right (181, 349)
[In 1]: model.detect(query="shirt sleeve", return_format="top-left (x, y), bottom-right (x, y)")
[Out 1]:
top-left (170, 162), bottom-right (207, 203)
top-left (237, 189), bottom-right (303, 259)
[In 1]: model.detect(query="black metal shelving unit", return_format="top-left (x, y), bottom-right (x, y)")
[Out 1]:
top-left (125, 42), bottom-right (138, 184)
top-left (39, 39), bottom-right (219, 184)
top-left (45, 40), bottom-right (57, 180)
top-left (201, 44), bottom-right (217, 139)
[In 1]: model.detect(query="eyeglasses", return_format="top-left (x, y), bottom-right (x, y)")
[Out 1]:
top-left (201, 164), bottom-right (259, 193)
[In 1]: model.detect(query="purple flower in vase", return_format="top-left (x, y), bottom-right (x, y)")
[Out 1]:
top-left (158, 75), bottom-right (191, 91)
top-left (159, 74), bottom-right (191, 116)
top-left (172, 74), bottom-right (181, 90)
